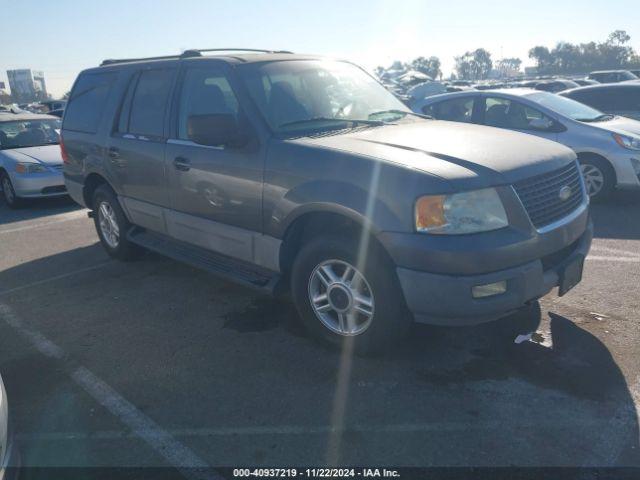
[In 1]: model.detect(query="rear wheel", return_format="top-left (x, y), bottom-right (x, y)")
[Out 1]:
top-left (92, 184), bottom-right (141, 261)
top-left (1, 172), bottom-right (23, 208)
top-left (291, 235), bottom-right (410, 354)
top-left (579, 156), bottom-right (615, 201)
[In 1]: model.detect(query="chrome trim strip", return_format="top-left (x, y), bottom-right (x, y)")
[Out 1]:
top-left (166, 138), bottom-right (224, 150)
top-left (535, 201), bottom-right (588, 234)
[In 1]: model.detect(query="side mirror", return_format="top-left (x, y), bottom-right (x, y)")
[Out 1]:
top-left (187, 114), bottom-right (249, 148)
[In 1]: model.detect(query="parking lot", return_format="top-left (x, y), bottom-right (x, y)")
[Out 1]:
top-left (1, 192), bottom-right (639, 476)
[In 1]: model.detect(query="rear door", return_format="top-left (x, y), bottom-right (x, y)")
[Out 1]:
top-left (164, 62), bottom-right (264, 262)
top-left (108, 66), bottom-right (177, 233)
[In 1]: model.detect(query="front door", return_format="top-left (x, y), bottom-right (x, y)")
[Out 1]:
top-left (480, 96), bottom-right (559, 143)
top-left (164, 64), bottom-right (264, 262)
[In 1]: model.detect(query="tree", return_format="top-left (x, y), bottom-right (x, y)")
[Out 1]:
top-left (528, 46), bottom-right (552, 73)
top-left (496, 57), bottom-right (522, 76)
top-left (455, 48), bottom-right (493, 80)
top-left (529, 31), bottom-right (638, 74)
top-left (411, 56), bottom-right (441, 80)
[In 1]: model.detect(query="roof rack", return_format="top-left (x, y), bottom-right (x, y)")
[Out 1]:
top-left (100, 48), bottom-right (293, 66)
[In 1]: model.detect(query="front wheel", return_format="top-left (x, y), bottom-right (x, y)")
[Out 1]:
top-left (1, 172), bottom-right (23, 208)
top-left (579, 157), bottom-right (615, 201)
top-left (291, 235), bottom-right (410, 354)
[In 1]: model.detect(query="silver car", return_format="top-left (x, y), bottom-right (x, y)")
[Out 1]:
top-left (0, 373), bottom-right (18, 479)
top-left (416, 89), bottom-right (640, 200)
top-left (0, 113), bottom-right (66, 208)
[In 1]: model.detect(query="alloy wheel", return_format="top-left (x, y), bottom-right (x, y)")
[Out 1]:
top-left (580, 163), bottom-right (605, 197)
top-left (308, 259), bottom-right (375, 336)
top-left (98, 201), bottom-right (120, 248)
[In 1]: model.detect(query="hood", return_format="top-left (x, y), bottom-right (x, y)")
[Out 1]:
top-left (588, 115), bottom-right (640, 137)
top-left (3, 144), bottom-right (63, 166)
top-left (299, 120), bottom-right (575, 188)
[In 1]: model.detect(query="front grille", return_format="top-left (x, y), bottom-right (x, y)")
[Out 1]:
top-left (513, 161), bottom-right (585, 230)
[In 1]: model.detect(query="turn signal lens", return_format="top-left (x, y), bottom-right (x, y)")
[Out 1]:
top-left (415, 195), bottom-right (446, 231)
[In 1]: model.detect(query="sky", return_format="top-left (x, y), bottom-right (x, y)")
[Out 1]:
top-left (1, 0), bottom-right (639, 98)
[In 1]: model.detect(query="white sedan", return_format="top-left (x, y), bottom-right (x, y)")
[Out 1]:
top-left (0, 113), bottom-right (66, 208)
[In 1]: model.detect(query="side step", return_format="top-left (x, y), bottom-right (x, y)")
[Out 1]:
top-left (127, 228), bottom-right (281, 295)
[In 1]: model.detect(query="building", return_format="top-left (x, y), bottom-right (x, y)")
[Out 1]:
top-left (6, 69), bottom-right (48, 103)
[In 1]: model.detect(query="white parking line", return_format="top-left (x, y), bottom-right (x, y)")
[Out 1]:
top-left (0, 261), bottom-right (113, 297)
top-left (0, 302), bottom-right (220, 480)
top-left (590, 246), bottom-right (640, 258)
top-left (0, 209), bottom-right (89, 234)
top-left (586, 256), bottom-right (640, 263)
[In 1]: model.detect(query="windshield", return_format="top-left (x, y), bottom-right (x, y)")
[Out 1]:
top-left (0, 119), bottom-right (61, 149)
top-left (237, 60), bottom-right (411, 133)
top-left (527, 91), bottom-right (607, 121)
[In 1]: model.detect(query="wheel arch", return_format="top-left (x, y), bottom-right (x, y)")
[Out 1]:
top-left (575, 151), bottom-right (617, 184)
top-left (278, 208), bottom-right (395, 277)
top-left (83, 172), bottom-right (113, 209)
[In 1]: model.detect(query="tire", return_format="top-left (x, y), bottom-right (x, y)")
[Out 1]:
top-left (92, 184), bottom-right (142, 261)
top-left (579, 156), bottom-right (615, 202)
top-left (1, 171), bottom-right (23, 208)
top-left (290, 234), bottom-right (411, 355)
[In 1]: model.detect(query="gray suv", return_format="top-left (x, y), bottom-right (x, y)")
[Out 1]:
top-left (62, 50), bottom-right (592, 353)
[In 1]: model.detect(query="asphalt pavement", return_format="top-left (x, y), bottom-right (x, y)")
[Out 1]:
top-left (0, 192), bottom-right (639, 477)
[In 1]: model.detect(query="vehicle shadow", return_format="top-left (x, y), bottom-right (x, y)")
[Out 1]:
top-left (0, 195), bottom-right (82, 226)
top-left (591, 190), bottom-right (640, 240)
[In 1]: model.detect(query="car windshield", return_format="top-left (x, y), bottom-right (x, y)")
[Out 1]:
top-left (526, 92), bottom-right (608, 122)
top-left (0, 118), bottom-right (61, 149)
top-left (237, 60), bottom-right (412, 134)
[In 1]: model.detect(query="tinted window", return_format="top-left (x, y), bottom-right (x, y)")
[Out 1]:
top-left (177, 67), bottom-right (239, 140)
top-left (128, 69), bottom-right (175, 138)
top-left (423, 97), bottom-right (474, 123)
top-left (567, 89), bottom-right (612, 110)
top-left (483, 97), bottom-right (553, 130)
top-left (116, 72), bottom-right (139, 134)
top-left (64, 72), bottom-right (117, 133)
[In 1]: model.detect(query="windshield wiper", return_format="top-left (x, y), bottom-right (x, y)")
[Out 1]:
top-left (278, 117), bottom-right (388, 129)
top-left (576, 113), bottom-right (614, 122)
top-left (368, 109), bottom-right (433, 120)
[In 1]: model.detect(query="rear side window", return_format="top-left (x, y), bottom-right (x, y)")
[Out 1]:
top-left (124, 69), bottom-right (175, 139)
top-left (64, 72), bottom-right (117, 133)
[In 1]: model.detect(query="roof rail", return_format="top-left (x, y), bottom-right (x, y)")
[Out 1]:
top-left (100, 48), bottom-right (292, 66)
top-left (184, 48), bottom-right (293, 55)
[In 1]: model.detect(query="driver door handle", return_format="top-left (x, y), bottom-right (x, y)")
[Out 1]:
top-left (173, 156), bottom-right (191, 171)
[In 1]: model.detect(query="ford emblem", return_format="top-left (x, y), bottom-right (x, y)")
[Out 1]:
top-left (559, 185), bottom-right (572, 201)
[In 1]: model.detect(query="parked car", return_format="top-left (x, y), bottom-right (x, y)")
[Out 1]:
top-left (561, 83), bottom-right (640, 121)
top-left (0, 113), bottom-right (66, 207)
top-left (534, 79), bottom-right (580, 93)
top-left (573, 79), bottom-right (599, 87)
top-left (588, 70), bottom-right (638, 84)
top-left (417, 89), bottom-right (640, 200)
top-left (63, 50), bottom-right (591, 353)
top-left (47, 108), bottom-right (65, 118)
top-left (1, 373), bottom-right (18, 480)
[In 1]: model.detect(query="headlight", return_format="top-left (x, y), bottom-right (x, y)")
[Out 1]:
top-left (415, 188), bottom-right (508, 234)
top-left (15, 162), bottom-right (49, 174)
top-left (613, 133), bottom-right (640, 151)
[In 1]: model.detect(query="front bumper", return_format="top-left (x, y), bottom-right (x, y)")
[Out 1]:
top-left (10, 170), bottom-right (67, 198)
top-left (609, 152), bottom-right (640, 190)
top-left (397, 219), bottom-right (593, 326)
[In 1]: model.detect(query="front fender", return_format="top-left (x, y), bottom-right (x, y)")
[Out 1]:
top-left (266, 179), bottom-right (405, 239)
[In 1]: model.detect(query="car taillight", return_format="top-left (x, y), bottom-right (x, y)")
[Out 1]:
top-left (60, 135), bottom-right (70, 164)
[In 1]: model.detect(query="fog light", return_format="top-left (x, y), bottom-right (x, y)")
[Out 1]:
top-left (472, 280), bottom-right (507, 298)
